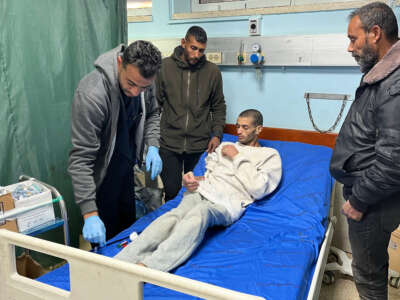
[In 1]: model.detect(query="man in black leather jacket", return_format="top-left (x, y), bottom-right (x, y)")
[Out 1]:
top-left (330, 2), bottom-right (400, 299)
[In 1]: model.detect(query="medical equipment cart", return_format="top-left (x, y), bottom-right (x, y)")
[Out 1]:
top-left (0, 175), bottom-right (69, 245)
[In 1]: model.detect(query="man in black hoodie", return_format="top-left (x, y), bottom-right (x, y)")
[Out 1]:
top-left (330, 3), bottom-right (400, 299)
top-left (156, 26), bottom-right (226, 201)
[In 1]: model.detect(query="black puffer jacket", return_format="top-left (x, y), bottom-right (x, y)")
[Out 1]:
top-left (330, 41), bottom-right (400, 213)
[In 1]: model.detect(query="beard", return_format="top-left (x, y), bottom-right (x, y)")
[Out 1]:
top-left (238, 130), bottom-right (257, 145)
top-left (183, 50), bottom-right (199, 66)
top-left (352, 41), bottom-right (379, 73)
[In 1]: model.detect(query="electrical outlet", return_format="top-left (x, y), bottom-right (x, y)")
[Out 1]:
top-left (249, 16), bottom-right (261, 36)
top-left (206, 52), bottom-right (222, 64)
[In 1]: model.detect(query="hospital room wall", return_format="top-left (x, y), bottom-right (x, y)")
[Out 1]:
top-left (129, 0), bottom-right (399, 132)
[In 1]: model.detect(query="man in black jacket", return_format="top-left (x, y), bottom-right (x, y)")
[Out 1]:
top-left (330, 2), bottom-right (400, 299)
top-left (156, 26), bottom-right (226, 201)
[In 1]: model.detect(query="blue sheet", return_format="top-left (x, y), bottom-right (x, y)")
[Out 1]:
top-left (38, 134), bottom-right (333, 300)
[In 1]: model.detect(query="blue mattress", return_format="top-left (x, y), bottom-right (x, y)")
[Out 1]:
top-left (38, 134), bottom-right (333, 300)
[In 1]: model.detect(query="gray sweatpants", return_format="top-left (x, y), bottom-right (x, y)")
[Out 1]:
top-left (114, 192), bottom-right (232, 272)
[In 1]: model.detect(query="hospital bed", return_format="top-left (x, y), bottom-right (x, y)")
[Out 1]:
top-left (0, 128), bottom-right (336, 300)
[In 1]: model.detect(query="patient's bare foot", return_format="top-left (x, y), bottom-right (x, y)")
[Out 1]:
top-left (136, 262), bottom-right (147, 267)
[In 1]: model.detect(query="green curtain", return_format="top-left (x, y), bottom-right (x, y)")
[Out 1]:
top-left (0, 0), bottom-right (127, 258)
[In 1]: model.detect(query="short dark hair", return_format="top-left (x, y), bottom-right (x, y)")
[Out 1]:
top-left (185, 26), bottom-right (208, 44)
top-left (239, 109), bottom-right (263, 127)
top-left (349, 2), bottom-right (398, 42)
top-left (122, 40), bottom-right (162, 79)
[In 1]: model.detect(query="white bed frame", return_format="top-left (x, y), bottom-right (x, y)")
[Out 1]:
top-left (0, 219), bottom-right (334, 300)
top-left (0, 229), bottom-right (264, 300)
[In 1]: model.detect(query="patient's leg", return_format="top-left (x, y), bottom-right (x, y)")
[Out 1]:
top-left (141, 195), bottom-right (230, 272)
top-left (114, 192), bottom-right (201, 263)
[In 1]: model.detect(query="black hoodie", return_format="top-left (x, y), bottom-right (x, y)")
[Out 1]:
top-left (156, 46), bottom-right (226, 153)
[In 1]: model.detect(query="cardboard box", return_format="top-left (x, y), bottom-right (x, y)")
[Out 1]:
top-left (388, 227), bottom-right (400, 273)
top-left (4, 181), bottom-right (55, 233)
top-left (0, 192), bottom-right (19, 232)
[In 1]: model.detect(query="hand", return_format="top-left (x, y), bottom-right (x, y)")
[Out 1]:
top-left (182, 172), bottom-right (199, 192)
top-left (341, 200), bottom-right (363, 221)
top-left (83, 215), bottom-right (106, 247)
top-left (146, 146), bottom-right (163, 180)
top-left (207, 136), bottom-right (220, 153)
top-left (221, 144), bottom-right (239, 160)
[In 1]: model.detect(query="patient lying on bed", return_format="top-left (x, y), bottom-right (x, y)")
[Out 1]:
top-left (115, 109), bottom-right (282, 272)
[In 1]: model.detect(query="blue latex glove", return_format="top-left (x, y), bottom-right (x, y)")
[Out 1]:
top-left (146, 146), bottom-right (162, 180)
top-left (82, 215), bottom-right (106, 247)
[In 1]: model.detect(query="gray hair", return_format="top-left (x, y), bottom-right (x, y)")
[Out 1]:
top-left (349, 2), bottom-right (398, 41)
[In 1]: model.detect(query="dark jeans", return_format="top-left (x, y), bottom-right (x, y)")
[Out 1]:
top-left (159, 147), bottom-right (203, 201)
top-left (348, 200), bottom-right (400, 300)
